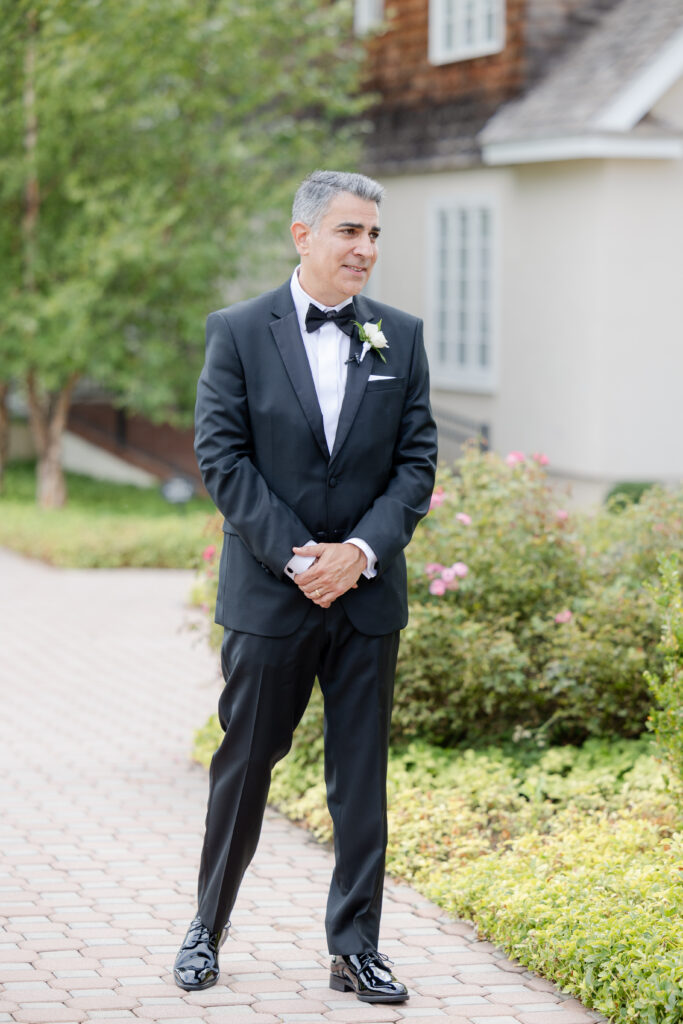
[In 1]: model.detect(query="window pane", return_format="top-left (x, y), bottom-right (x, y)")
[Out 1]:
top-left (431, 0), bottom-right (505, 62)
top-left (434, 201), bottom-right (494, 384)
top-left (465, 0), bottom-right (475, 45)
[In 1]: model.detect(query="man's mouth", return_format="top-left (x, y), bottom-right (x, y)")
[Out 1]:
top-left (343, 264), bottom-right (367, 275)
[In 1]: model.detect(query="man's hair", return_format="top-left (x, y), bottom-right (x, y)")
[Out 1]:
top-left (292, 170), bottom-right (385, 230)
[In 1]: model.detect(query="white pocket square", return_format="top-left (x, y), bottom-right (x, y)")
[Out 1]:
top-left (368, 374), bottom-right (396, 381)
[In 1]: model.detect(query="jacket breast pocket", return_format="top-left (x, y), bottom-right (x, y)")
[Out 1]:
top-left (365, 376), bottom-right (407, 393)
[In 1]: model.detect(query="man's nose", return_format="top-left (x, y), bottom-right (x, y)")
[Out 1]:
top-left (353, 233), bottom-right (375, 258)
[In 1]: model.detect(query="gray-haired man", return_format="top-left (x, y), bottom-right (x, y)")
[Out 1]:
top-left (173, 170), bottom-right (437, 1003)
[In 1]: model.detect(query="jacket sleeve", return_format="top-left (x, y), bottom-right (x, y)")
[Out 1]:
top-left (348, 319), bottom-right (438, 573)
top-left (194, 311), bottom-right (312, 578)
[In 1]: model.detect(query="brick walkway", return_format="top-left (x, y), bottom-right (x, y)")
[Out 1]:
top-left (0, 548), bottom-right (604, 1024)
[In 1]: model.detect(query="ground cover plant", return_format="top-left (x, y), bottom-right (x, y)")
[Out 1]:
top-left (194, 699), bottom-right (683, 1024)
top-left (0, 460), bottom-right (216, 567)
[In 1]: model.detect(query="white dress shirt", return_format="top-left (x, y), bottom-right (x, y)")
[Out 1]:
top-left (284, 268), bottom-right (377, 581)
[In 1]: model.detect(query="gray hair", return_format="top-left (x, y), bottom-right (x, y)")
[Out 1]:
top-left (292, 170), bottom-right (385, 231)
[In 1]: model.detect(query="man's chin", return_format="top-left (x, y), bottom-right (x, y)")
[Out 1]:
top-left (340, 270), bottom-right (370, 295)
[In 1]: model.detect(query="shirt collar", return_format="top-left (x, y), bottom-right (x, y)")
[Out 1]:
top-left (290, 267), bottom-right (353, 337)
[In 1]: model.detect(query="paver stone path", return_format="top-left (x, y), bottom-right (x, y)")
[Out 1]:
top-left (0, 548), bottom-right (604, 1024)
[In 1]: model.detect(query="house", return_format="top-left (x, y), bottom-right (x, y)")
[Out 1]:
top-left (358, 0), bottom-right (683, 500)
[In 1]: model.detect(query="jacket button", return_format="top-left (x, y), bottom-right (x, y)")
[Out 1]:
top-left (328, 477), bottom-right (337, 488)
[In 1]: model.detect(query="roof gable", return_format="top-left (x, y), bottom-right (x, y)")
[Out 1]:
top-left (481, 0), bottom-right (683, 162)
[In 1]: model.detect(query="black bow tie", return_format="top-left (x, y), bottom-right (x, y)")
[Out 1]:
top-left (305, 303), bottom-right (356, 337)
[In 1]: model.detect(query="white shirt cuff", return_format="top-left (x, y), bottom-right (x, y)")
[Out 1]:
top-left (344, 538), bottom-right (378, 579)
top-left (284, 539), bottom-right (317, 579)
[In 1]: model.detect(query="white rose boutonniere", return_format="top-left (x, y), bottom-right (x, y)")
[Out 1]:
top-left (354, 319), bottom-right (389, 364)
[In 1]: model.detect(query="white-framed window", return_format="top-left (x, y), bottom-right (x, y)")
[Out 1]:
top-left (354, 0), bottom-right (384, 35)
top-left (430, 200), bottom-right (497, 392)
top-left (429, 0), bottom-right (505, 64)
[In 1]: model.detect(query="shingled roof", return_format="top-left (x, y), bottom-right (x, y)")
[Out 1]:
top-left (480, 0), bottom-right (683, 160)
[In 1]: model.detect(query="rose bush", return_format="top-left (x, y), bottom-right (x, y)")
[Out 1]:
top-left (192, 445), bottom-right (683, 744)
top-left (396, 445), bottom-right (680, 744)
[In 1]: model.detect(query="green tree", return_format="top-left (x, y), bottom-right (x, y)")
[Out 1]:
top-left (645, 555), bottom-right (683, 788)
top-left (0, 0), bottom-right (365, 505)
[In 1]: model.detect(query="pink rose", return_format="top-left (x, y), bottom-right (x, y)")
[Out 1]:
top-left (555, 609), bottom-right (572, 624)
top-left (425, 562), bottom-right (445, 577)
top-left (429, 487), bottom-right (445, 511)
top-left (455, 512), bottom-right (472, 525)
top-left (441, 567), bottom-right (457, 583)
top-left (202, 545), bottom-right (217, 561)
top-left (505, 450), bottom-right (526, 466)
top-left (452, 562), bottom-right (469, 578)
top-left (429, 579), bottom-right (447, 596)
top-left (556, 509), bottom-right (569, 522)
top-left (532, 452), bottom-right (549, 466)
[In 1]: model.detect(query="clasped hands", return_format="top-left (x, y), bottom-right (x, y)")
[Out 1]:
top-left (292, 543), bottom-right (367, 609)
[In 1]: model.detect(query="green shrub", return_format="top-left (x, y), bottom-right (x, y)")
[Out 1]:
top-left (395, 446), bottom-right (672, 744)
top-left (587, 485), bottom-right (683, 590)
top-left (605, 480), bottom-right (654, 506)
top-left (645, 556), bottom-right (683, 788)
top-left (191, 447), bottom-right (683, 745)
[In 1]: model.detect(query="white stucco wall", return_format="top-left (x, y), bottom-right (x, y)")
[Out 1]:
top-left (595, 156), bottom-right (683, 480)
top-left (375, 85), bottom-right (683, 489)
top-left (498, 161), bottom-right (606, 477)
top-left (377, 163), bottom-right (608, 479)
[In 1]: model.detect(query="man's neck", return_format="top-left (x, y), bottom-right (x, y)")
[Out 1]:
top-left (296, 268), bottom-right (351, 309)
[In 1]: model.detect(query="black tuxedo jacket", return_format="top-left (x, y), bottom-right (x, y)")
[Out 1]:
top-left (194, 280), bottom-right (437, 637)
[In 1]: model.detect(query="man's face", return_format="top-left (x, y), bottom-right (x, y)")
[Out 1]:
top-left (292, 192), bottom-right (380, 307)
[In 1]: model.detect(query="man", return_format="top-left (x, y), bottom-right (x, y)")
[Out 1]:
top-left (174, 170), bottom-right (437, 1004)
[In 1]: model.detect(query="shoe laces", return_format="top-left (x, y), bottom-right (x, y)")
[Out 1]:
top-left (187, 916), bottom-right (230, 945)
top-left (186, 917), bottom-right (209, 945)
top-left (359, 950), bottom-right (393, 970)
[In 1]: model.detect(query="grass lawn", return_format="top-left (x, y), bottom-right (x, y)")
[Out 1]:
top-left (0, 461), bottom-right (220, 568)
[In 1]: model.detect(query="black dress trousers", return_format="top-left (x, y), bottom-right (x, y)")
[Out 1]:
top-left (196, 599), bottom-right (399, 954)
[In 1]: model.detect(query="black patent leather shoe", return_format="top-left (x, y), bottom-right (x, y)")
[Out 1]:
top-left (173, 915), bottom-right (228, 991)
top-left (329, 951), bottom-right (409, 1003)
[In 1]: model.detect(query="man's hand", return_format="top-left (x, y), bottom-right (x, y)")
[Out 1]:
top-left (292, 543), bottom-right (367, 608)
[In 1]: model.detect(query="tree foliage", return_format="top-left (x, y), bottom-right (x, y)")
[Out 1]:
top-left (0, 0), bottom-right (366, 502)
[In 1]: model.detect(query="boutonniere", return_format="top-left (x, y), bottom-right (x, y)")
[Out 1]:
top-left (349, 320), bottom-right (389, 365)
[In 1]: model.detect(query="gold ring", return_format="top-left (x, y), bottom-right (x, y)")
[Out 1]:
top-left (315, 588), bottom-right (321, 598)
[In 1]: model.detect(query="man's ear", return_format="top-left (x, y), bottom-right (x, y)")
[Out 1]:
top-left (291, 220), bottom-right (311, 255)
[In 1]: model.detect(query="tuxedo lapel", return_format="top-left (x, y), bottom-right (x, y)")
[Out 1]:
top-left (269, 287), bottom-right (330, 461)
top-left (329, 296), bottom-right (376, 465)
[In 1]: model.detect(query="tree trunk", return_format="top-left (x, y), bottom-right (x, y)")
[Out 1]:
top-left (21, 10), bottom-right (74, 509)
top-left (26, 370), bottom-right (78, 508)
top-left (23, 8), bottom-right (39, 295)
top-left (0, 382), bottom-right (9, 495)
top-left (36, 440), bottom-right (67, 509)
